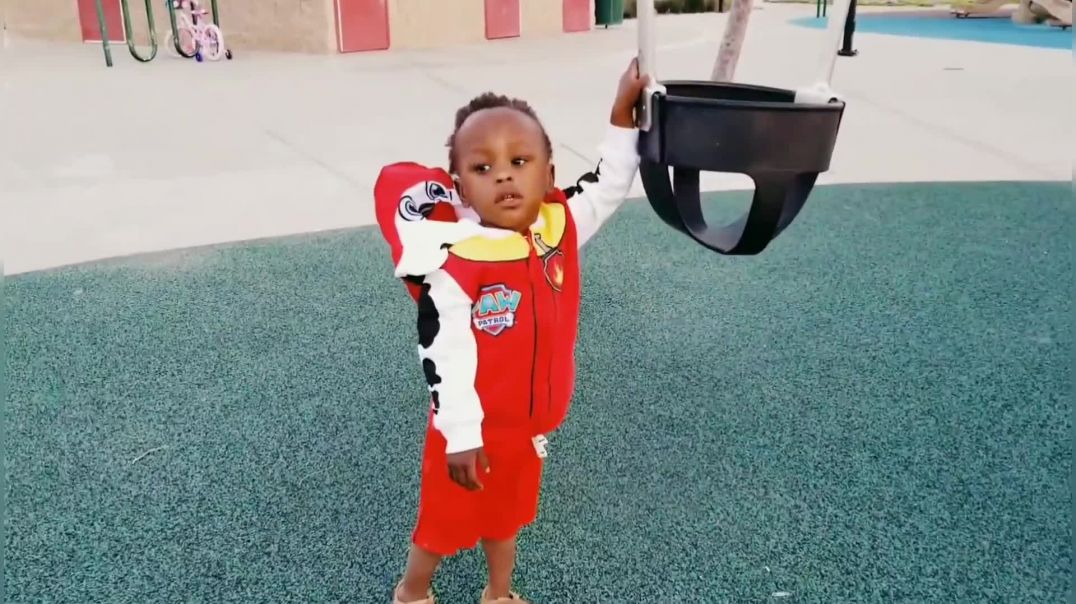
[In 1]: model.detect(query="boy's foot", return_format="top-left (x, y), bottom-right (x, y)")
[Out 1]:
top-left (479, 586), bottom-right (529, 604)
top-left (394, 582), bottom-right (436, 604)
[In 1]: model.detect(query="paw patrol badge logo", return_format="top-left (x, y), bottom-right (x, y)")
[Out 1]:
top-left (398, 180), bottom-right (453, 222)
top-left (472, 284), bottom-right (522, 336)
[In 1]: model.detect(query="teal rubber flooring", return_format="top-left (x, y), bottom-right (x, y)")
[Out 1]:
top-left (5, 181), bottom-right (1072, 602)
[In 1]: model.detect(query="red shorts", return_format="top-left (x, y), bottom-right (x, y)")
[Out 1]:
top-left (412, 423), bottom-right (544, 556)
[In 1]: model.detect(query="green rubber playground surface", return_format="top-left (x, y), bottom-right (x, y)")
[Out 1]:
top-left (5, 181), bottom-right (1072, 602)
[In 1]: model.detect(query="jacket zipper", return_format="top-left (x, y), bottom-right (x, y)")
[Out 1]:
top-left (548, 287), bottom-right (556, 414)
top-left (527, 241), bottom-right (539, 418)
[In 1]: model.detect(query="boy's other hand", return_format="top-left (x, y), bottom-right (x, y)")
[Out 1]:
top-left (447, 447), bottom-right (490, 491)
top-left (610, 57), bottom-right (651, 128)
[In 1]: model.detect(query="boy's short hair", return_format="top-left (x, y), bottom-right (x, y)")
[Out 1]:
top-left (446, 92), bottom-right (553, 174)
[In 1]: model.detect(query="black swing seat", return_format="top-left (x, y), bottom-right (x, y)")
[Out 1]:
top-left (638, 81), bottom-right (846, 255)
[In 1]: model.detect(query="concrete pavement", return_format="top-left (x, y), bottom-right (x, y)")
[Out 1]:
top-left (1, 4), bottom-right (1070, 275)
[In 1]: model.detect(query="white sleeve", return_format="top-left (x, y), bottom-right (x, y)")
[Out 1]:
top-left (417, 269), bottom-right (484, 454)
top-left (565, 124), bottom-right (641, 248)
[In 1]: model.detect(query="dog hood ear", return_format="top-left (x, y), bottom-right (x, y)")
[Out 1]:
top-left (373, 162), bottom-right (477, 278)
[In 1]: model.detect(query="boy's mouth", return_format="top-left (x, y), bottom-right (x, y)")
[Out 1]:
top-left (496, 191), bottom-right (523, 205)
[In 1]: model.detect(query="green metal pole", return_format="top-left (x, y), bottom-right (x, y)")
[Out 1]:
top-left (120, 0), bottom-right (158, 62)
top-left (94, 0), bottom-right (114, 67)
top-left (210, 0), bottom-right (221, 27)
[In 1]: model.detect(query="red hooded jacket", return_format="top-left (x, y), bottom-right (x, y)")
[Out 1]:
top-left (374, 125), bottom-right (640, 454)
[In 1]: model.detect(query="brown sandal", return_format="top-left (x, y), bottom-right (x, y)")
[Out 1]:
top-left (479, 586), bottom-right (529, 604)
top-left (394, 582), bottom-right (436, 604)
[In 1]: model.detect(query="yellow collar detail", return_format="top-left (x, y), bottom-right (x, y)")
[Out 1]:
top-left (449, 203), bottom-right (567, 262)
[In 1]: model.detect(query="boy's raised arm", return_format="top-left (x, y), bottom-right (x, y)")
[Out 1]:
top-left (564, 124), bottom-right (640, 247)
top-left (564, 58), bottom-right (648, 248)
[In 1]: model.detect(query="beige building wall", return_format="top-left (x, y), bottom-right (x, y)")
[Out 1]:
top-left (4, 0), bottom-right (336, 53)
top-left (5, 0), bottom-right (83, 42)
top-left (135, 0), bottom-right (338, 54)
top-left (521, 0), bottom-right (563, 36)
top-left (4, 0), bottom-right (580, 53)
top-left (388, 0), bottom-right (486, 49)
top-left (216, 0), bottom-right (337, 53)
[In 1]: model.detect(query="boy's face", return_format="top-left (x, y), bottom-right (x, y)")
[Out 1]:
top-left (452, 107), bottom-right (554, 233)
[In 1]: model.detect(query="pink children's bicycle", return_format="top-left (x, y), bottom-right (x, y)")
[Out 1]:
top-left (166, 0), bottom-right (232, 62)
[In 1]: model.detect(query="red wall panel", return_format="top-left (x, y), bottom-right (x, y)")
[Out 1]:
top-left (563, 0), bottom-right (591, 32)
top-left (485, 0), bottom-right (521, 39)
top-left (77, 0), bottom-right (124, 43)
top-left (336, 0), bottom-right (390, 53)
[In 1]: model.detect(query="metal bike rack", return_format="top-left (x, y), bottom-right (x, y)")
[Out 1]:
top-left (94, 0), bottom-right (158, 65)
top-left (95, 0), bottom-right (226, 66)
top-left (94, 0), bottom-right (115, 67)
top-left (635, 0), bottom-right (851, 255)
top-left (209, 0), bottom-right (222, 27)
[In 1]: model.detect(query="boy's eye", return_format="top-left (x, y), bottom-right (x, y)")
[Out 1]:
top-left (512, 157), bottom-right (528, 166)
top-left (470, 164), bottom-right (490, 174)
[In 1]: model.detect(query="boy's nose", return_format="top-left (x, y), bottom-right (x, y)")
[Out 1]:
top-left (495, 173), bottom-right (513, 183)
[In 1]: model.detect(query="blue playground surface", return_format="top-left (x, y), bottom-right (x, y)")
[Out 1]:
top-left (793, 9), bottom-right (1072, 49)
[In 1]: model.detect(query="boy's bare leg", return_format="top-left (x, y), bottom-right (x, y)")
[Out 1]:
top-left (397, 545), bottom-right (442, 602)
top-left (481, 536), bottom-right (517, 598)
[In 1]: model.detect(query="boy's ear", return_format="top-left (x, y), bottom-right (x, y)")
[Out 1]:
top-left (453, 175), bottom-right (470, 206)
top-left (547, 164), bottom-right (556, 192)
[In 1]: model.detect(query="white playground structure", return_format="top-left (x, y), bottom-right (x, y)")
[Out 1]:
top-left (951, 0), bottom-right (1072, 29)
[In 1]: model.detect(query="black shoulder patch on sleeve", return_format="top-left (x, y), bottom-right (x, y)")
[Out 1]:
top-left (416, 281), bottom-right (440, 349)
top-left (563, 160), bottom-right (602, 199)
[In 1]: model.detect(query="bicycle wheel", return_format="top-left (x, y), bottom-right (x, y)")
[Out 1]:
top-left (199, 24), bottom-right (225, 61)
top-left (167, 14), bottom-right (196, 57)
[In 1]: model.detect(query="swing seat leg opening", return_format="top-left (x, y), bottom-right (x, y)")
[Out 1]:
top-left (640, 164), bottom-right (821, 255)
top-left (637, 81), bottom-right (845, 255)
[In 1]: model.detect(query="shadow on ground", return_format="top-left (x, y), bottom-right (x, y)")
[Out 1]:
top-left (6, 182), bottom-right (1072, 602)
